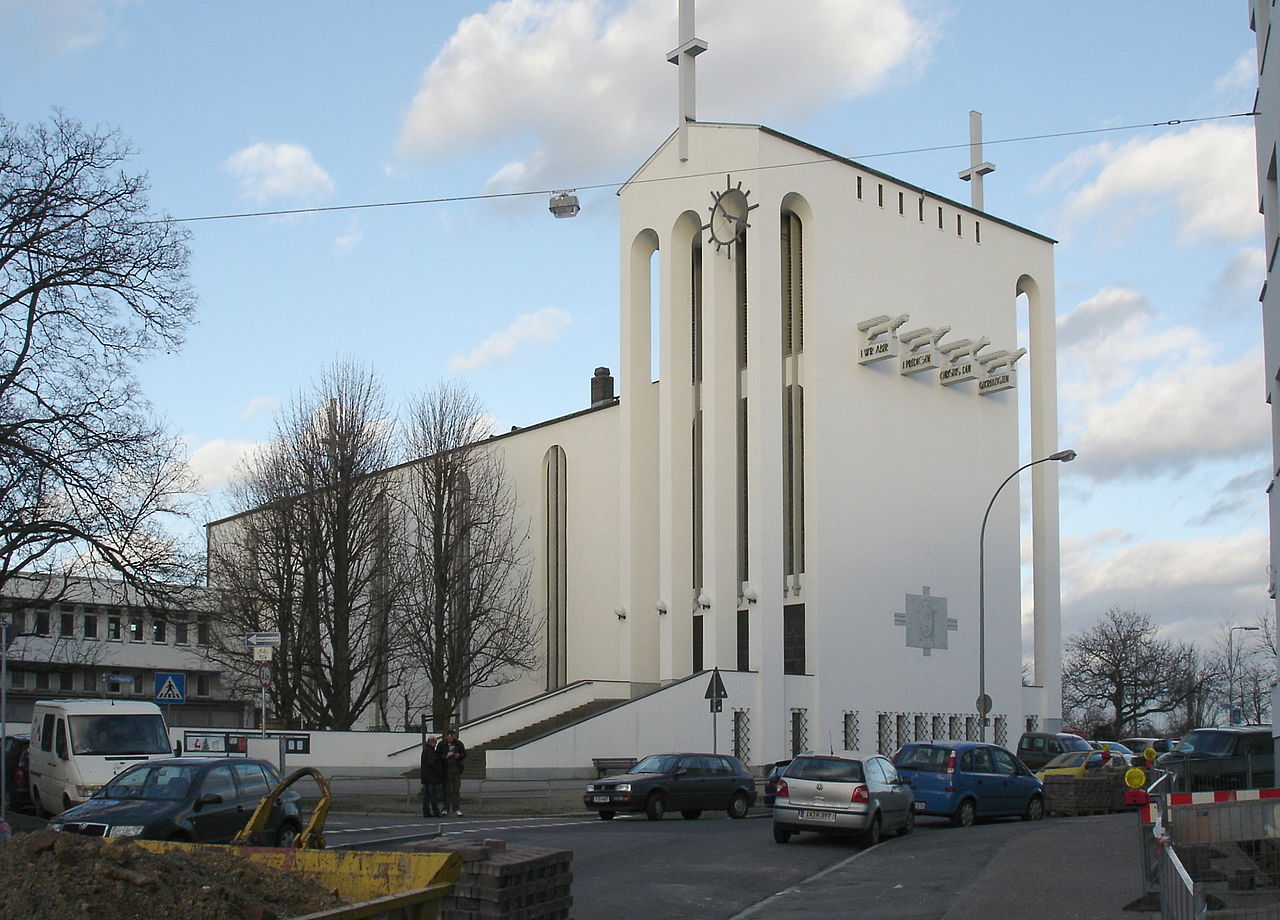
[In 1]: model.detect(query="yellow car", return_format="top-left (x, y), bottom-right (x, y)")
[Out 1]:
top-left (1034, 749), bottom-right (1126, 780)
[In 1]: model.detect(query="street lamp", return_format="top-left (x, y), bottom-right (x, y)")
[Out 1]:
top-left (1228, 625), bottom-right (1259, 724)
top-left (978, 449), bottom-right (1076, 741)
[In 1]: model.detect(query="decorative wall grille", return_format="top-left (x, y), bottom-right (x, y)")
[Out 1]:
top-left (993, 715), bottom-right (1008, 747)
top-left (842, 711), bottom-right (859, 750)
top-left (965, 716), bottom-right (977, 741)
top-left (932, 715), bottom-right (944, 740)
top-left (1026, 714), bottom-right (1039, 733)
top-left (733, 708), bottom-right (751, 763)
top-left (914, 714), bottom-right (926, 741)
top-left (877, 713), bottom-right (891, 754)
top-left (949, 715), bottom-right (960, 739)
top-left (790, 708), bottom-right (809, 756)
top-left (895, 713), bottom-right (908, 750)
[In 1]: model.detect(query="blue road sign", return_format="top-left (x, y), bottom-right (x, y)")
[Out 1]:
top-left (245, 631), bottom-right (282, 647)
top-left (154, 672), bottom-right (186, 703)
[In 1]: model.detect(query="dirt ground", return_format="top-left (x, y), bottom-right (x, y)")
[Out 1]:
top-left (0, 830), bottom-right (346, 920)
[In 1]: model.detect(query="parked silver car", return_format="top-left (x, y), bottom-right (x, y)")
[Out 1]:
top-left (772, 751), bottom-right (914, 846)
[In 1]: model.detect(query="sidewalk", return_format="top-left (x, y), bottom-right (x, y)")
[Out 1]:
top-left (732, 812), bottom-right (1145, 920)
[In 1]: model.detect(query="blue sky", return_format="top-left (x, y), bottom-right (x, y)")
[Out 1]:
top-left (0, 0), bottom-right (1268, 649)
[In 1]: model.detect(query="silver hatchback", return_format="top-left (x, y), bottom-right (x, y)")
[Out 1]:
top-left (772, 751), bottom-right (914, 846)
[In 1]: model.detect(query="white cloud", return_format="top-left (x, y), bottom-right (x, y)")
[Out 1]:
top-left (239, 396), bottom-right (279, 420)
top-left (397, 0), bottom-right (936, 189)
top-left (1215, 51), bottom-right (1256, 95)
top-left (187, 438), bottom-right (261, 491)
top-left (334, 226), bottom-right (364, 254)
top-left (223, 142), bottom-right (334, 204)
top-left (1052, 123), bottom-right (1260, 243)
top-left (1056, 288), bottom-right (1268, 481)
top-left (1058, 529), bottom-right (1269, 643)
top-left (449, 307), bottom-right (572, 371)
top-left (0, 0), bottom-right (126, 56)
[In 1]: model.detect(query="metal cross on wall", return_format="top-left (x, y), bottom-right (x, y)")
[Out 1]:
top-left (957, 110), bottom-right (996, 211)
top-left (894, 586), bottom-right (958, 657)
top-left (667, 0), bottom-right (707, 162)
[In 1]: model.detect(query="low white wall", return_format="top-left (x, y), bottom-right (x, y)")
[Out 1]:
top-left (170, 726), bottom-right (423, 777)
top-left (485, 670), bottom-right (758, 779)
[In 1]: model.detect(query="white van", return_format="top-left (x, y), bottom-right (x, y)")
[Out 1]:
top-left (29, 699), bottom-right (175, 815)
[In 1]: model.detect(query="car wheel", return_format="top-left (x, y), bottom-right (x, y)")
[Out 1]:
top-left (727, 792), bottom-right (749, 819)
top-left (952, 799), bottom-right (976, 828)
top-left (275, 821), bottom-right (300, 848)
top-left (863, 814), bottom-right (882, 846)
top-left (1023, 795), bottom-right (1044, 822)
top-left (598, 810), bottom-right (616, 820)
top-left (773, 826), bottom-right (792, 844)
top-left (898, 808), bottom-right (915, 836)
top-left (645, 792), bottom-right (666, 820)
top-left (681, 809), bottom-right (702, 820)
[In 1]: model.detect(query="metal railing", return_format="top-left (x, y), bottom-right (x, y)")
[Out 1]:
top-left (1159, 843), bottom-right (1204, 920)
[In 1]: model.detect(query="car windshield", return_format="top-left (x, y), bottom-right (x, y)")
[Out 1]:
top-left (70, 714), bottom-right (171, 755)
top-left (787, 756), bottom-right (864, 783)
top-left (630, 754), bottom-right (678, 774)
top-left (1062, 736), bottom-right (1092, 752)
top-left (1042, 752), bottom-right (1089, 769)
top-left (102, 763), bottom-right (199, 801)
top-left (1174, 731), bottom-right (1238, 756)
top-left (895, 746), bottom-right (951, 772)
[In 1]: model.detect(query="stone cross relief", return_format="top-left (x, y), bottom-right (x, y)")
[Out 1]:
top-left (893, 586), bottom-right (958, 656)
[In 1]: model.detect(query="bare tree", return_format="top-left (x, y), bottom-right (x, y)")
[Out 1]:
top-left (0, 110), bottom-right (199, 602)
top-left (208, 362), bottom-right (397, 730)
top-left (1062, 607), bottom-right (1200, 737)
top-left (392, 381), bottom-right (536, 731)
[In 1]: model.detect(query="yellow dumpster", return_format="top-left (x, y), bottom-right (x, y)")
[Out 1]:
top-left (136, 841), bottom-right (460, 920)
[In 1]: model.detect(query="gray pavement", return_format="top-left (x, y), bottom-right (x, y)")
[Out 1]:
top-left (731, 812), bottom-right (1145, 920)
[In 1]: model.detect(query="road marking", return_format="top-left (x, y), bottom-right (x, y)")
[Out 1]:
top-left (726, 840), bottom-right (884, 919)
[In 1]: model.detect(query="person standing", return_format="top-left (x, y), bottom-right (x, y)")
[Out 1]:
top-left (438, 730), bottom-right (467, 816)
top-left (420, 735), bottom-right (444, 818)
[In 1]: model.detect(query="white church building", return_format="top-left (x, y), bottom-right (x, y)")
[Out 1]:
top-left (467, 113), bottom-right (1067, 776)
top-left (211, 10), bottom-right (1070, 777)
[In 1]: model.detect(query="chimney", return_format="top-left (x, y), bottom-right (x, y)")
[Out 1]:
top-left (590, 366), bottom-right (615, 407)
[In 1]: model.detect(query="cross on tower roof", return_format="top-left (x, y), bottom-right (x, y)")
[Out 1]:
top-left (958, 110), bottom-right (996, 211)
top-left (667, 0), bottom-right (707, 162)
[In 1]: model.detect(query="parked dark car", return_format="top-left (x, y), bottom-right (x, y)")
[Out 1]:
top-left (1156, 726), bottom-right (1275, 791)
top-left (1015, 732), bottom-right (1092, 771)
top-left (584, 752), bottom-right (756, 820)
top-left (48, 756), bottom-right (301, 844)
top-left (763, 759), bottom-right (792, 807)
top-left (3, 733), bottom-right (33, 812)
top-left (894, 741), bottom-right (1044, 827)
top-left (772, 752), bottom-right (913, 846)
top-left (1119, 737), bottom-right (1177, 758)
top-left (1086, 740), bottom-right (1138, 766)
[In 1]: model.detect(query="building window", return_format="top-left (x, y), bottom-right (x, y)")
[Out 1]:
top-left (843, 711), bottom-right (860, 750)
top-left (129, 617), bottom-right (143, 642)
top-left (783, 604), bottom-right (805, 675)
top-left (543, 445), bottom-right (568, 691)
top-left (175, 620), bottom-right (189, 645)
top-left (59, 671), bottom-right (73, 692)
top-left (35, 671), bottom-right (50, 690)
top-left (35, 609), bottom-right (50, 636)
top-left (108, 615), bottom-right (121, 640)
top-left (60, 612), bottom-right (75, 637)
top-left (152, 619), bottom-right (166, 643)
top-left (82, 671), bottom-right (96, 693)
top-left (197, 617), bottom-right (211, 647)
top-left (790, 708), bottom-right (809, 757)
top-left (692, 614), bottom-right (704, 673)
top-left (196, 674), bottom-right (211, 697)
top-left (83, 613), bottom-right (98, 639)
top-left (736, 609), bottom-right (749, 671)
top-left (132, 674), bottom-right (144, 696)
top-left (781, 210), bottom-right (805, 580)
top-left (9, 670), bottom-right (24, 689)
top-left (733, 709), bottom-right (751, 762)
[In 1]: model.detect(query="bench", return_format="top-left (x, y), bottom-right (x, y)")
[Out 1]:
top-left (593, 757), bottom-right (635, 778)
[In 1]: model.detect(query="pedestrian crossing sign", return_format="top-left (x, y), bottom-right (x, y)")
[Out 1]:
top-left (154, 672), bottom-right (186, 703)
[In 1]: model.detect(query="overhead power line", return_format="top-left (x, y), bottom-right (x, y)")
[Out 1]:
top-left (168, 110), bottom-right (1256, 225)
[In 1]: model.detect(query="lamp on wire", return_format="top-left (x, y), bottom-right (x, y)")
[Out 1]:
top-left (549, 190), bottom-right (580, 218)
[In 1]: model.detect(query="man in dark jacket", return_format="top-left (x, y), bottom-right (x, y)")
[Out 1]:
top-left (437, 730), bottom-right (467, 816)
top-left (420, 735), bottom-right (444, 817)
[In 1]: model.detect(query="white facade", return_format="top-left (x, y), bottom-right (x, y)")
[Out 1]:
top-left (474, 121), bottom-right (1065, 770)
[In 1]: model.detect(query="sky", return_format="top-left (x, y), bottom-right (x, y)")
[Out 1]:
top-left (0, 0), bottom-right (1270, 654)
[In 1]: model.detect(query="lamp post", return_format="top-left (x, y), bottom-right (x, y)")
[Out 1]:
top-left (1228, 625), bottom-right (1259, 724)
top-left (978, 449), bottom-right (1076, 741)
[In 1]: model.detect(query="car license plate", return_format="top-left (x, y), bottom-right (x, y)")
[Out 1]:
top-left (800, 809), bottom-right (835, 822)
top-left (592, 795), bottom-right (610, 804)
top-left (914, 801), bottom-right (926, 811)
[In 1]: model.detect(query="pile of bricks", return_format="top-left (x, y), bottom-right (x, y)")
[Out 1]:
top-left (419, 838), bottom-right (573, 920)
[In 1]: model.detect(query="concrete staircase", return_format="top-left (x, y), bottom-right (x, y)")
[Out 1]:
top-left (465, 699), bottom-right (622, 778)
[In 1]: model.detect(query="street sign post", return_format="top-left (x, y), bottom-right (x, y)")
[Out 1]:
top-left (252, 646), bottom-right (274, 662)
top-left (258, 663), bottom-right (272, 737)
top-left (705, 668), bottom-right (729, 753)
top-left (153, 672), bottom-right (186, 703)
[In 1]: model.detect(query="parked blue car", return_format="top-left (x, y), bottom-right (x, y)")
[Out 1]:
top-left (893, 741), bottom-right (1044, 827)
